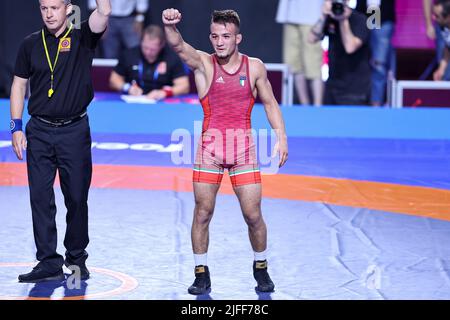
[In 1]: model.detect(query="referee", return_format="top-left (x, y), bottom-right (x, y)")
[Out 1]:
top-left (10, 0), bottom-right (111, 283)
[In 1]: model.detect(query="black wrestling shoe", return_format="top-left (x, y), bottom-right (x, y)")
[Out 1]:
top-left (18, 266), bottom-right (65, 283)
top-left (253, 260), bottom-right (275, 292)
top-left (64, 261), bottom-right (90, 280)
top-left (188, 265), bottom-right (211, 295)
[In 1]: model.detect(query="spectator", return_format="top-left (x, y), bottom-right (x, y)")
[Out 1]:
top-left (424, 0), bottom-right (450, 80)
top-left (276, 0), bottom-right (324, 106)
top-left (310, 0), bottom-right (371, 105)
top-left (356, 0), bottom-right (396, 106)
top-left (110, 25), bottom-right (190, 100)
top-left (88, 0), bottom-right (149, 58)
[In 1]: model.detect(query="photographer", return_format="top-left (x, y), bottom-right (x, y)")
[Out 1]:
top-left (309, 0), bottom-right (371, 105)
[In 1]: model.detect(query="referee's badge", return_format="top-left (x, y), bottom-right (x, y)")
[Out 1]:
top-left (59, 38), bottom-right (71, 52)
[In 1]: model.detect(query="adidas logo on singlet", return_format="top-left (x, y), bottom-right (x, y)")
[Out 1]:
top-left (215, 76), bottom-right (225, 84)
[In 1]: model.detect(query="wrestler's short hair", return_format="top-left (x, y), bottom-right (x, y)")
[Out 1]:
top-left (211, 10), bottom-right (240, 33)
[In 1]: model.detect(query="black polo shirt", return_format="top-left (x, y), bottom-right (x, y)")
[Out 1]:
top-left (114, 46), bottom-right (188, 94)
top-left (14, 20), bottom-right (104, 118)
top-left (325, 11), bottom-right (371, 94)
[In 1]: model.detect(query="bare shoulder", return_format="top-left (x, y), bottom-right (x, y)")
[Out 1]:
top-left (248, 56), bottom-right (266, 77)
top-left (191, 50), bottom-right (213, 74)
top-left (198, 50), bottom-right (213, 65)
top-left (248, 56), bottom-right (265, 68)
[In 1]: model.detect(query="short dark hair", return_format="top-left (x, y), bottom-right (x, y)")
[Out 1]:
top-left (437, 0), bottom-right (450, 17)
top-left (142, 25), bottom-right (165, 43)
top-left (211, 10), bottom-right (240, 32)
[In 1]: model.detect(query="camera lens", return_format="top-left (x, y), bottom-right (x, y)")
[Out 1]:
top-left (332, 1), bottom-right (344, 16)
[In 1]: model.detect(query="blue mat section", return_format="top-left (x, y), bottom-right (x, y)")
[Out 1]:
top-left (2, 131), bottom-right (449, 190)
top-left (2, 98), bottom-right (450, 139)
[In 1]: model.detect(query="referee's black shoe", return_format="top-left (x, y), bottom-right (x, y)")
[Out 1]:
top-left (253, 260), bottom-right (275, 292)
top-left (18, 266), bottom-right (65, 283)
top-left (64, 261), bottom-right (90, 280)
top-left (188, 265), bottom-right (211, 295)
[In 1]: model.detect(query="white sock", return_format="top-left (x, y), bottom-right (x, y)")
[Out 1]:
top-left (194, 253), bottom-right (207, 266)
top-left (254, 249), bottom-right (267, 261)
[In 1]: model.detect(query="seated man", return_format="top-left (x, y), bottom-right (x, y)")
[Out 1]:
top-left (110, 24), bottom-right (190, 99)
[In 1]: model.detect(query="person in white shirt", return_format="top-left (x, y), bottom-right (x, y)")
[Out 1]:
top-left (276, 0), bottom-right (324, 106)
top-left (88, 0), bottom-right (149, 58)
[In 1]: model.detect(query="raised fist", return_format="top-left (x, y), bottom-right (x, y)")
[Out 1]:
top-left (162, 8), bottom-right (182, 25)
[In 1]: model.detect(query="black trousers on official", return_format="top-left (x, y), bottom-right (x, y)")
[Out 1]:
top-left (25, 116), bottom-right (92, 272)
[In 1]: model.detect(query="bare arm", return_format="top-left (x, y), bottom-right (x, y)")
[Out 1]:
top-left (434, 47), bottom-right (450, 80)
top-left (252, 59), bottom-right (288, 167)
top-left (444, 46), bottom-right (450, 63)
top-left (162, 8), bottom-right (210, 96)
top-left (423, 0), bottom-right (433, 26)
top-left (310, 0), bottom-right (332, 43)
top-left (109, 70), bottom-right (126, 92)
top-left (309, 15), bottom-right (327, 43)
top-left (338, 14), bottom-right (363, 54)
top-left (10, 76), bottom-right (27, 120)
top-left (439, 47), bottom-right (449, 72)
top-left (110, 70), bottom-right (144, 96)
top-left (171, 75), bottom-right (190, 96)
top-left (89, 0), bottom-right (111, 33)
top-left (423, 0), bottom-right (436, 40)
top-left (10, 76), bottom-right (28, 160)
top-left (162, 9), bottom-right (206, 71)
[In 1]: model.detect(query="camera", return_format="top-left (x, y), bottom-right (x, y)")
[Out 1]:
top-left (331, 0), bottom-right (345, 16)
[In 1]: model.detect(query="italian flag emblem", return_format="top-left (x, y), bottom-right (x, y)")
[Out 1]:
top-left (239, 75), bottom-right (246, 87)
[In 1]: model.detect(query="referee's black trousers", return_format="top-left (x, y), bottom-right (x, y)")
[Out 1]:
top-left (26, 116), bottom-right (92, 273)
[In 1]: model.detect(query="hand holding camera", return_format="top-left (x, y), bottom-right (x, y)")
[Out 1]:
top-left (323, 0), bottom-right (351, 21)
